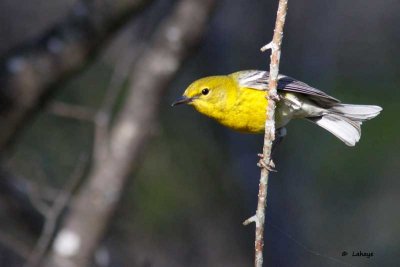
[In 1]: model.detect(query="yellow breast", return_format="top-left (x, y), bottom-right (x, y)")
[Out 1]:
top-left (219, 88), bottom-right (268, 133)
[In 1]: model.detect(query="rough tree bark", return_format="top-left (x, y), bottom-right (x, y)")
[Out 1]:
top-left (243, 1), bottom-right (288, 267)
top-left (0, 0), bottom-right (152, 150)
top-left (42, 0), bottom-right (216, 267)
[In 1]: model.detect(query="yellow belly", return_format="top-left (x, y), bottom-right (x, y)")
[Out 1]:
top-left (217, 89), bottom-right (294, 133)
top-left (218, 89), bottom-right (267, 133)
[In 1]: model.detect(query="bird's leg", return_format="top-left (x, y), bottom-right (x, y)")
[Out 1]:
top-left (257, 127), bottom-right (287, 171)
top-left (272, 127), bottom-right (287, 156)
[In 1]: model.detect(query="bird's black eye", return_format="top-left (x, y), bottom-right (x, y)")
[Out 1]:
top-left (201, 88), bottom-right (209, 95)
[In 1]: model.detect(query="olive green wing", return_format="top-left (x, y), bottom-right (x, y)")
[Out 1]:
top-left (236, 70), bottom-right (340, 108)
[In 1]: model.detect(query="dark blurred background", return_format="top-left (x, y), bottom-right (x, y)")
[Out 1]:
top-left (0, 0), bottom-right (399, 266)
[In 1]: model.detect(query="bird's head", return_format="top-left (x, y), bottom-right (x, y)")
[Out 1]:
top-left (172, 75), bottom-right (236, 119)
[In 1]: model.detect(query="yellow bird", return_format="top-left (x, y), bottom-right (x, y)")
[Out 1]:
top-left (172, 70), bottom-right (382, 146)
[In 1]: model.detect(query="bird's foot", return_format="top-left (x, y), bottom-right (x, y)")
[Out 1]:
top-left (268, 93), bottom-right (281, 101)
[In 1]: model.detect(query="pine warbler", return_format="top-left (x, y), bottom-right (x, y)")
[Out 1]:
top-left (172, 70), bottom-right (382, 146)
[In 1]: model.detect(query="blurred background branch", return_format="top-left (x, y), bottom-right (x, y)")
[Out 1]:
top-left (25, 153), bottom-right (88, 267)
top-left (0, 0), bottom-right (152, 150)
top-left (0, 0), bottom-right (217, 266)
top-left (43, 0), bottom-right (216, 266)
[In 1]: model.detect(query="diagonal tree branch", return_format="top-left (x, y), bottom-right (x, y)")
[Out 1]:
top-left (24, 154), bottom-right (88, 267)
top-left (43, 1), bottom-right (216, 266)
top-left (243, 1), bottom-right (288, 267)
top-left (0, 0), bottom-right (153, 150)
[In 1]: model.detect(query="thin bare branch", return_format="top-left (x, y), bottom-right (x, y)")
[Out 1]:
top-left (99, 46), bottom-right (140, 123)
top-left (93, 42), bottom-right (141, 165)
top-left (47, 101), bottom-right (95, 121)
top-left (244, 1), bottom-right (288, 267)
top-left (26, 188), bottom-right (50, 216)
top-left (24, 154), bottom-right (88, 267)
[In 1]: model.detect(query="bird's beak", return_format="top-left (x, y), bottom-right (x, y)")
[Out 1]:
top-left (171, 96), bottom-right (192, 107)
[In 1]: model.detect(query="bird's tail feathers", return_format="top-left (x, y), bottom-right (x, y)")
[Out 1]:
top-left (307, 103), bottom-right (382, 146)
top-left (329, 104), bottom-right (382, 121)
top-left (307, 114), bottom-right (362, 146)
